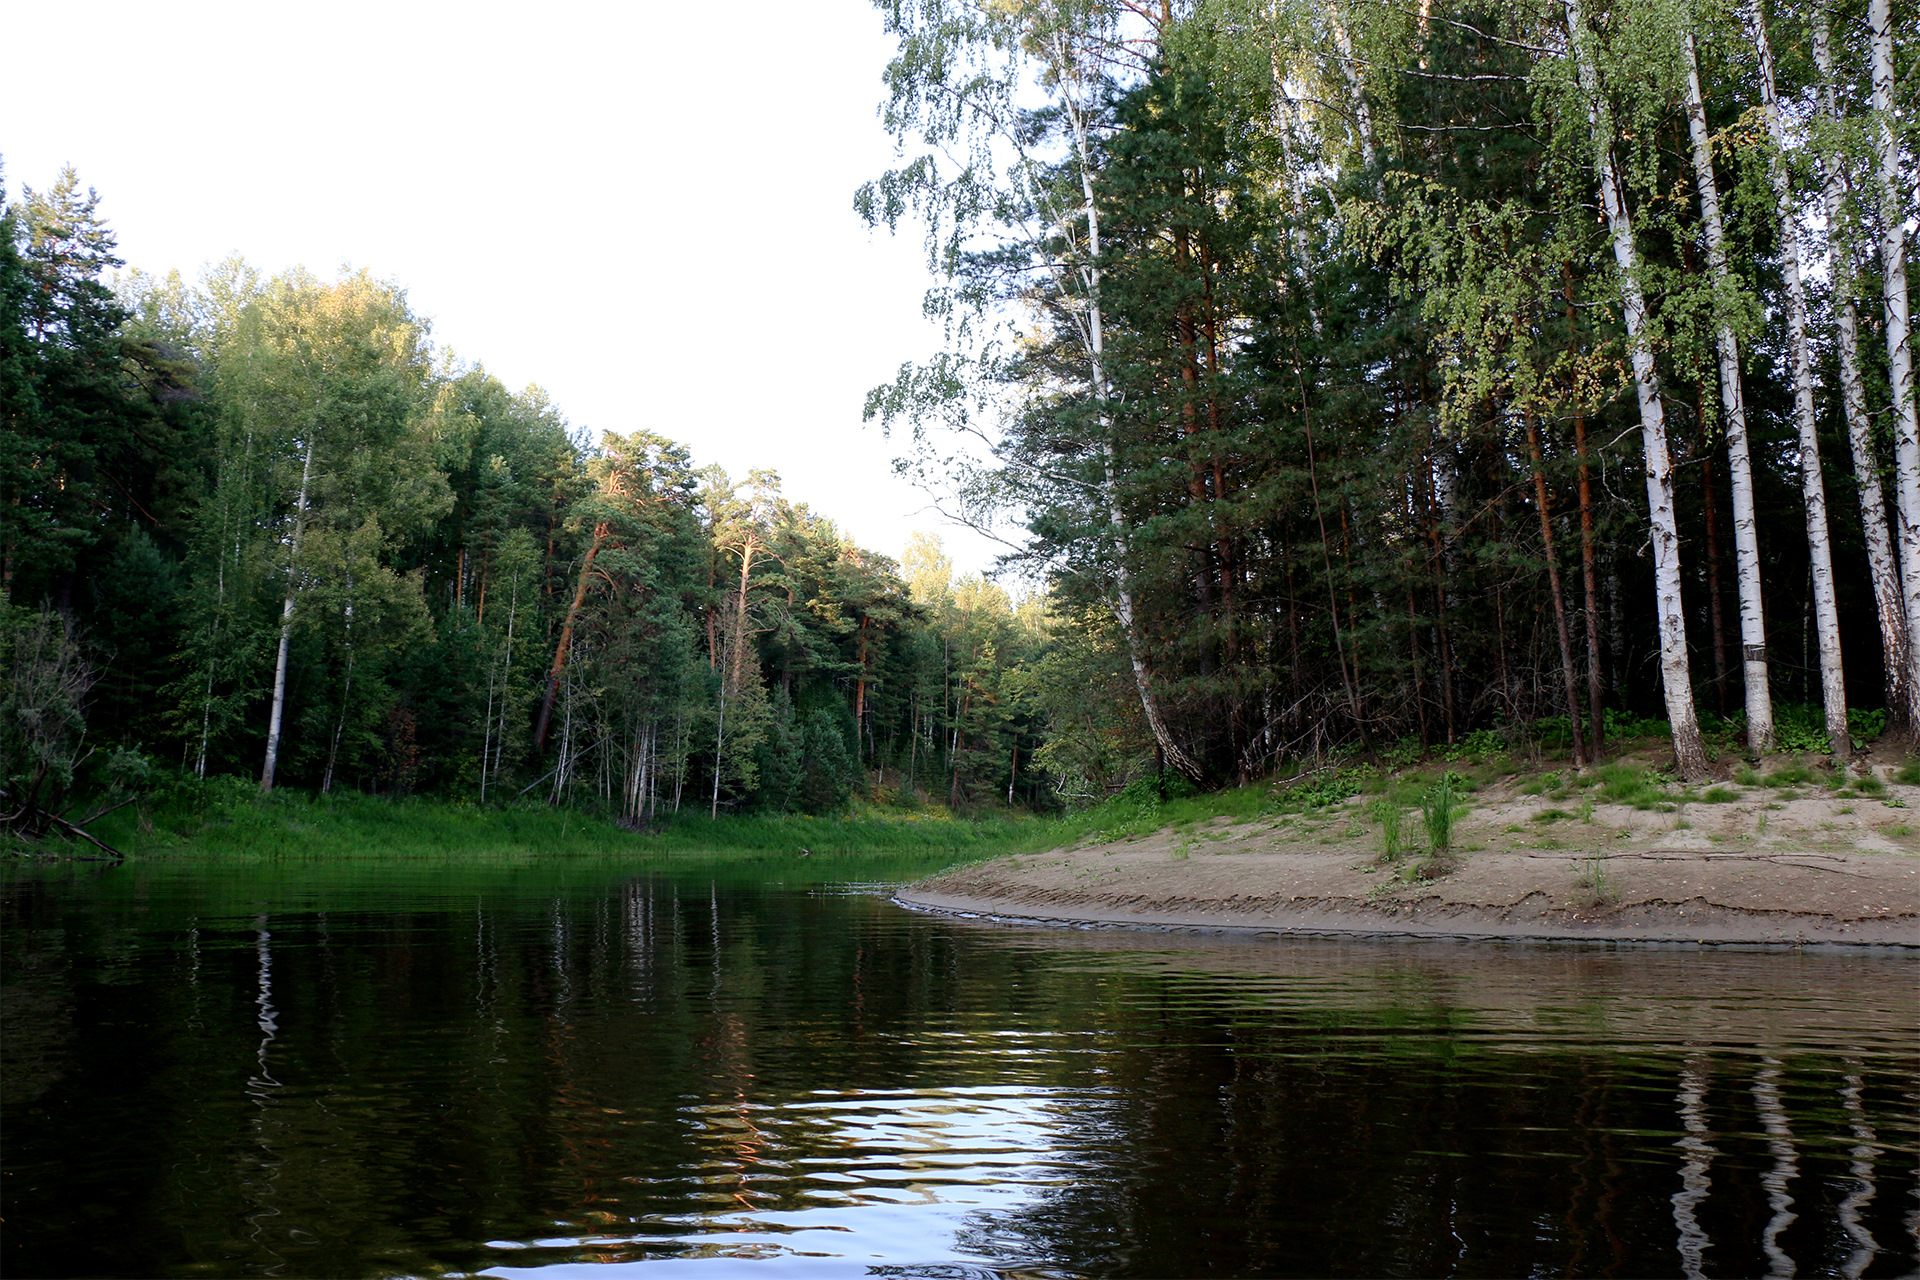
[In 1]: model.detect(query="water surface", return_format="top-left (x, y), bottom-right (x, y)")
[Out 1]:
top-left (3, 857), bottom-right (1916, 1277)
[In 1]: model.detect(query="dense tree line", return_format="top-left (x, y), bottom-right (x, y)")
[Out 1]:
top-left (861, 0), bottom-right (1916, 782)
top-left (0, 164), bottom-right (1048, 832)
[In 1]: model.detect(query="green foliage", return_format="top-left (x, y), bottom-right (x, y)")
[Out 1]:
top-left (1267, 767), bottom-right (1367, 813)
top-left (1848, 709), bottom-right (1887, 751)
top-left (1700, 786), bottom-right (1740, 803)
top-left (1770, 705), bottom-right (1836, 755)
top-left (1441, 728), bottom-right (1506, 763)
top-left (1604, 709), bottom-right (1671, 741)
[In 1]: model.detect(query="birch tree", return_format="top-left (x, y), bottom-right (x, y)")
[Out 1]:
top-left (1680, 22), bottom-right (1775, 754)
top-left (859, 0), bottom-right (1206, 781)
top-left (1749, 0), bottom-right (1849, 756)
top-left (1814, 7), bottom-right (1909, 732)
top-left (1563, 0), bottom-right (1710, 777)
top-left (1868, 0), bottom-right (1920, 734)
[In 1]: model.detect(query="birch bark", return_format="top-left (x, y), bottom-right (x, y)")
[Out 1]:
top-left (1816, 8), bottom-right (1909, 731)
top-left (1056, 46), bottom-right (1207, 783)
top-left (1869, 0), bottom-right (1920, 732)
top-left (1566, 0), bottom-right (1710, 778)
top-left (1323, 3), bottom-right (1377, 165)
top-left (260, 434), bottom-right (315, 793)
top-left (1751, 2), bottom-right (1850, 755)
top-left (1682, 28), bottom-right (1775, 754)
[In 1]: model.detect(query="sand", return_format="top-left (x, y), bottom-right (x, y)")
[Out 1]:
top-left (899, 763), bottom-right (1920, 947)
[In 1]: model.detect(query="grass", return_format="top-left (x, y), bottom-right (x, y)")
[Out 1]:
top-left (1594, 763), bottom-right (1669, 810)
top-left (1700, 786), bottom-right (1740, 803)
top-left (1575, 856), bottom-right (1622, 909)
top-left (81, 779), bottom-right (1047, 864)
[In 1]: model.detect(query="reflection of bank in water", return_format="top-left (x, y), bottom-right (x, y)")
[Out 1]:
top-left (937, 921), bottom-right (1918, 1275)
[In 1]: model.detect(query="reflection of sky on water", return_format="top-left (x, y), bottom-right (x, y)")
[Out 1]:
top-left (483, 1084), bottom-right (1093, 1273)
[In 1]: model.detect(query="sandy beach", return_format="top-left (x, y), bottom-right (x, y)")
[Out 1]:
top-left (899, 769), bottom-right (1920, 947)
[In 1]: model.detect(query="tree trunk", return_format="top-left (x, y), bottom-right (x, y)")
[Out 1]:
top-left (1567, 0), bottom-right (1709, 778)
top-left (1682, 28), bottom-right (1775, 755)
top-left (1323, 3), bottom-right (1377, 165)
top-left (1816, 8), bottom-right (1908, 733)
top-left (1751, 2), bottom-right (1850, 755)
top-left (1568, 273), bottom-right (1606, 756)
top-left (532, 523), bottom-right (607, 750)
top-left (1057, 64), bottom-right (1206, 784)
top-left (854, 615), bottom-right (870, 764)
top-left (1870, 0), bottom-right (1920, 732)
top-left (1701, 431), bottom-right (1729, 714)
top-left (1526, 408), bottom-right (1586, 769)
top-left (260, 434), bottom-right (315, 793)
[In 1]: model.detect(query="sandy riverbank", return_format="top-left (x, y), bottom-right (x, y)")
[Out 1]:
top-left (899, 769), bottom-right (1920, 946)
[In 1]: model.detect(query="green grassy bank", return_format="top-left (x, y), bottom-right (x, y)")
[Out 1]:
top-left (59, 778), bottom-right (1052, 865)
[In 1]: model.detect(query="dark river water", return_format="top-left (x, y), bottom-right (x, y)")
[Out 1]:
top-left (3, 856), bottom-right (1916, 1279)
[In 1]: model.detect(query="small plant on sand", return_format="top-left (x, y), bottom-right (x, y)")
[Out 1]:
top-left (1701, 786), bottom-right (1739, 803)
top-left (1532, 808), bottom-right (1570, 823)
top-left (1579, 796), bottom-right (1595, 824)
top-left (1421, 774), bottom-right (1466, 852)
top-left (1854, 771), bottom-right (1887, 796)
top-left (1371, 799), bottom-right (1404, 862)
top-left (1575, 856), bottom-right (1621, 909)
top-left (1733, 763), bottom-right (1761, 786)
top-left (1895, 758), bottom-right (1920, 786)
top-left (1887, 823), bottom-right (1914, 838)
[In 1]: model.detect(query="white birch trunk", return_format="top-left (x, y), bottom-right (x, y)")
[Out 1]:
top-left (1057, 48), bottom-right (1207, 783)
top-left (1269, 55), bottom-right (1325, 338)
top-left (1816, 9), bottom-right (1909, 732)
top-left (1869, 0), bottom-right (1920, 733)
top-left (1566, 0), bottom-right (1710, 778)
top-left (1751, 2), bottom-right (1850, 755)
top-left (1683, 29), bottom-right (1775, 755)
top-left (259, 435), bottom-right (315, 793)
top-left (1324, 4), bottom-right (1377, 166)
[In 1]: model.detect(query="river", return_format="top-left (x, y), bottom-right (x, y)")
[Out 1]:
top-left (3, 856), bottom-right (1915, 1277)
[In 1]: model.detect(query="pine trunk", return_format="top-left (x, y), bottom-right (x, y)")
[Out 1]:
top-left (1526, 409), bottom-right (1586, 768)
top-left (532, 524), bottom-right (607, 750)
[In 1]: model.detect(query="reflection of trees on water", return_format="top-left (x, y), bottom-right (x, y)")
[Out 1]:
top-left (935, 953), bottom-right (1919, 1278)
top-left (3, 869), bottom-right (1918, 1278)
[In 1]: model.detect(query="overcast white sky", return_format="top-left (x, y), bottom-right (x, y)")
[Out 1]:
top-left (3, 0), bottom-right (1011, 576)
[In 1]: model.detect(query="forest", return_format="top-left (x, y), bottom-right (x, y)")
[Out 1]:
top-left (1, 0), bottom-right (1916, 846)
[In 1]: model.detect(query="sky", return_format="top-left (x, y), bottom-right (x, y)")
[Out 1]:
top-left (2, 0), bottom-right (1011, 577)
